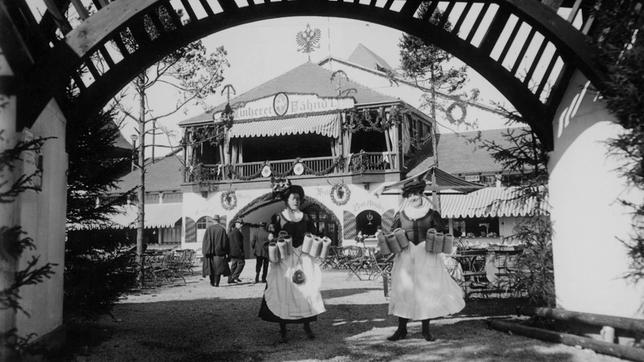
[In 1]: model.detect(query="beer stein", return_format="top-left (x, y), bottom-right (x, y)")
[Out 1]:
top-left (310, 236), bottom-right (323, 257)
top-left (301, 233), bottom-right (313, 254)
top-left (277, 240), bottom-right (289, 260)
top-left (377, 232), bottom-right (391, 255)
top-left (284, 236), bottom-right (293, 256)
top-left (268, 242), bottom-right (280, 263)
top-left (432, 232), bottom-right (444, 253)
top-left (319, 237), bottom-right (333, 259)
top-left (443, 234), bottom-right (454, 254)
top-left (425, 228), bottom-right (437, 253)
top-left (393, 228), bottom-right (410, 249)
top-left (386, 232), bottom-right (402, 254)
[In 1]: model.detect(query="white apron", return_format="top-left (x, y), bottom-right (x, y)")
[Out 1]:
top-left (389, 242), bottom-right (465, 320)
top-left (264, 247), bottom-right (325, 320)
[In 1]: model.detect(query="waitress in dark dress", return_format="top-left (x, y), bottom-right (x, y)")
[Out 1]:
top-left (258, 184), bottom-right (325, 343)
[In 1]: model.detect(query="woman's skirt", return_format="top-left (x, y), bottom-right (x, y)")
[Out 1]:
top-left (259, 247), bottom-right (325, 323)
top-left (389, 242), bottom-right (465, 320)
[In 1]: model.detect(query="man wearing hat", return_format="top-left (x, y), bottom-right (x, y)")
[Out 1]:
top-left (228, 218), bottom-right (245, 284)
top-left (252, 222), bottom-right (271, 283)
top-left (202, 215), bottom-right (230, 287)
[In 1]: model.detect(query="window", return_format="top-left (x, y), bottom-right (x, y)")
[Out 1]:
top-left (355, 210), bottom-right (381, 236)
top-left (162, 192), bottom-right (183, 203)
top-left (457, 217), bottom-right (500, 238)
top-left (197, 216), bottom-right (210, 229)
top-left (145, 193), bottom-right (160, 204)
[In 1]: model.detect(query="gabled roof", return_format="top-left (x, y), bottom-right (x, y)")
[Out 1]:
top-left (347, 43), bottom-right (394, 72)
top-left (111, 153), bottom-right (184, 193)
top-left (408, 128), bottom-right (528, 176)
top-left (180, 62), bottom-right (397, 126)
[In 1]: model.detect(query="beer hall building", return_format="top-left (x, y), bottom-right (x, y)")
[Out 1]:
top-left (179, 60), bottom-right (430, 248)
top-left (107, 46), bottom-right (537, 256)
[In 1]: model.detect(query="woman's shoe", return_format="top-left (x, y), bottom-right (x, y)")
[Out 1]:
top-left (422, 332), bottom-right (435, 341)
top-left (303, 324), bottom-right (315, 339)
top-left (387, 329), bottom-right (407, 341)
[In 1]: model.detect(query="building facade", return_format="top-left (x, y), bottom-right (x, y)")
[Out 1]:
top-left (108, 46), bottom-right (539, 256)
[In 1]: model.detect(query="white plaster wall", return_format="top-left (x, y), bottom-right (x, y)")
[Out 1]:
top-left (16, 100), bottom-right (67, 339)
top-left (549, 70), bottom-right (644, 317)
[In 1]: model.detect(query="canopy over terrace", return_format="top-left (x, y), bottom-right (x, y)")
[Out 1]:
top-left (374, 165), bottom-right (484, 196)
top-left (441, 186), bottom-right (548, 219)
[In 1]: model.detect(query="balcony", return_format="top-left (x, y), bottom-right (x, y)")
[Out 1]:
top-left (184, 151), bottom-right (399, 184)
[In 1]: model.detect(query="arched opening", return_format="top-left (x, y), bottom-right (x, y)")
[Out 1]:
top-left (230, 193), bottom-right (342, 248)
top-left (195, 215), bottom-right (215, 244)
top-left (355, 209), bottom-right (382, 237)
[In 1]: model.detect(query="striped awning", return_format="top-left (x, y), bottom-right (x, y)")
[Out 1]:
top-left (440, 187), bottom-right (547, 218)
top-left (229, 113), bottom-right (340, 138)
top-left (68, 204), bottom-right (182, 230)
top-left (375, 166), bottom-right (483, 196)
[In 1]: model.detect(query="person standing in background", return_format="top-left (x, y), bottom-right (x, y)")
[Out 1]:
top-left (202, 215), bottom-right (230, 287)
top-left (252, 222), bottom-right (271, 283)
top-left (228, 218), bottom-right (245, 284)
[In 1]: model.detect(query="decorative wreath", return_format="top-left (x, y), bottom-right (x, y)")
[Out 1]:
top-left (261, 164), bottom-right (272, 178)
top-left (330, 183), bottom-right (351, 206)
top-left (221, 190), bottom-right (237, 210)
top-left (293, 162), bottom-right (304, 176)
top-left (445, 101), bottom-right (467, 125)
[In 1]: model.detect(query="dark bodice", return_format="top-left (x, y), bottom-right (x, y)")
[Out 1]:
top-left (273, 211), bottom-right (314, 248)
top-left (392, 210), bottom-right (445, 245)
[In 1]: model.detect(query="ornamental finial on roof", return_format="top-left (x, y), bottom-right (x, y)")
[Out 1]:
top-left (296, 24), bottom-right (321, 62)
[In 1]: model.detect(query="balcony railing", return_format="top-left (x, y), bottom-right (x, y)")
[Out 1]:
top-left (184, 152), bottom-right (398, 183)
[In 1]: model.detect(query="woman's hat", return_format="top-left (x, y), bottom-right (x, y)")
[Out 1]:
top-left (402, 177), bottom-right (426, 195)
top-left (281, 184), bottom-right (305, 201)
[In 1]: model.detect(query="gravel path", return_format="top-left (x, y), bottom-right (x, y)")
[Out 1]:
top-left (71, 260), bottom-right (627, 362)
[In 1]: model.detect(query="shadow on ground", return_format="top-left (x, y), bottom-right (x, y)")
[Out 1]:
top-left (54, 290), bottom-right (620, 362)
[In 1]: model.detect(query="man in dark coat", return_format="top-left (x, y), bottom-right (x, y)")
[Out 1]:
top-left (228, 218), bottom-right (245, 284)
top-left (252, 222), bottom-right (271, 283)
top-left (202, 215), bottom-right (230, 287)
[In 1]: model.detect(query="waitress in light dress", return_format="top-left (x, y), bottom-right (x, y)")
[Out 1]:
top-left (387, 178), bottom-right (465, 341)
top-left (258, 184), bottom-right (325, 343)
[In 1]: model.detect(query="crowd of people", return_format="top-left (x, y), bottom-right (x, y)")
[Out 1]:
top-left (201, 179), bottom-right (464, 343)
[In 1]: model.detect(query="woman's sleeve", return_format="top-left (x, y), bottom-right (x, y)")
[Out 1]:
top-left (271, 213), bottom-right (282, 235)
top-left (391, 212), bottom-right (401, 231)
top-left (305, 214), bottom-right (316, 234)
top-left (431, 211), bottom-right (447, 233)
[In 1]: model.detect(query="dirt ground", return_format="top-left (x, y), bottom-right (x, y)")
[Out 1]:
top-left (63, 260), bottom-right (628, 362)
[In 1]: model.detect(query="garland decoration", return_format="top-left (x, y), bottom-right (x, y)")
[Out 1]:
top-left (343, 106), bottom-right (405, 133)
top-left (205, 156), bottom-right (345, 182)
top-left (445, 101), bottom-right (467, 125)
top-left (221, 190), bottom-right (237, 210)
top-left (301, 156), bottom-right (345, 176)
top-left (226, 164), bottom-right (265, 180)
top-left (330, 182), bottom-right (351, 206)
top-left (186, 124), bottom-right (227, 147)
